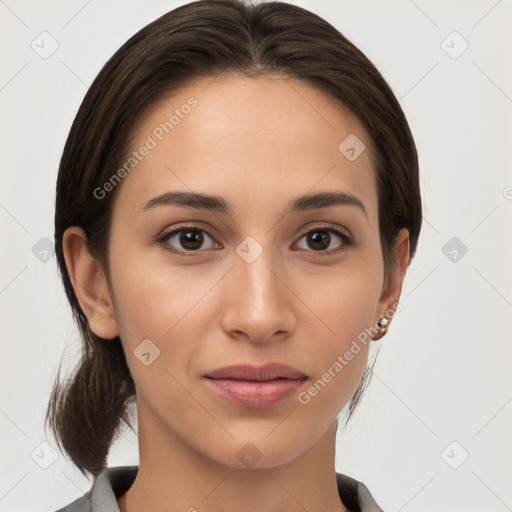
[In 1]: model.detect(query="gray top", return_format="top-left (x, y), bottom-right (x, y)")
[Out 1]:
top-left (54, 466), bottom-right (384, 512)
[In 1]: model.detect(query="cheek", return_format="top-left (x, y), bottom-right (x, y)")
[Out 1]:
top-left (299, 258), bottom-right (383, 399)
top-left (309, 254), bottom-right (383, 342)
top-left (108, 241), bottom-right (202, 337)
top-left (107, 251), bottom-right (205, 410)
top-left (107, 242), bottom-right (222, 387)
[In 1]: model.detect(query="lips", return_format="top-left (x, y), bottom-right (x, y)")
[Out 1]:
top-left (204, 363), bottom-right (307, 408)
top-left (205, 362), bottom-right (307, 381)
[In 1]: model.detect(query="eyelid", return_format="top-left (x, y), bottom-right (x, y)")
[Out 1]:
top-left (297, 222), bottom-right (352, 241)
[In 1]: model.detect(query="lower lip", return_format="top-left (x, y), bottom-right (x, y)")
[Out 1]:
top-left (206, 378), bottom-right (306, 408)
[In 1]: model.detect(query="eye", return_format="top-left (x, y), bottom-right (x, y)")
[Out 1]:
top-left (157, 223), bottom-right (353, 257)
top-left (294, 225), bottom-right (353, 254)
top-left (158, 226), bottom-right (220, 255)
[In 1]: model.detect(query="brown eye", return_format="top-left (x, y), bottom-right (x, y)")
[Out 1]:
top-left (160, 227), bottom-right (219, 254)
top-left (294, 226), bottom-right (352, 254)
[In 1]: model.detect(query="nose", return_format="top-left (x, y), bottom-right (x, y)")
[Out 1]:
top-left (219, 247), bottom-right (297, 344)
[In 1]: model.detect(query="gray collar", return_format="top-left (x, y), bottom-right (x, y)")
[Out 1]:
top-left (56, 465), bottom-right (384, 512)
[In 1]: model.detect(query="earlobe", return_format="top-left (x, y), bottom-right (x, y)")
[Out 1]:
top-left (62, 226), bottom-right (119, 340)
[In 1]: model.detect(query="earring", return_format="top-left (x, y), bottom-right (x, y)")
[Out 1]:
top-left (376, 315), bottom-right (389, 334)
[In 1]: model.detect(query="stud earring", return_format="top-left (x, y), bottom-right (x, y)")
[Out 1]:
top-left (376, 315), bottom-right (389, 333)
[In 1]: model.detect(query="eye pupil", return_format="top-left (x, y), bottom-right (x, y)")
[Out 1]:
top-left (308, 231), bottom-right (330, 251)
top-left (181, 229), bottom-right (204, 250)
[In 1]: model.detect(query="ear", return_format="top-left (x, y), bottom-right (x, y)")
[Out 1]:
top-left (62, 226), bottom-right (119, 340)
top-left (373, 228), bottom-right (410, 339)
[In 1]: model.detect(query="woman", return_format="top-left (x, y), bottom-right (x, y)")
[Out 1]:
top-left (46, 0), bottom-right (422, 510)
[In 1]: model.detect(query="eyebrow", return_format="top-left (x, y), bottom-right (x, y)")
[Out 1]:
top-left (140, 190), bottom-right (367, 218)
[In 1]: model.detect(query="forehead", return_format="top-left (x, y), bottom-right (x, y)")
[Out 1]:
top-left (114, 74), bottom-right (378, 218)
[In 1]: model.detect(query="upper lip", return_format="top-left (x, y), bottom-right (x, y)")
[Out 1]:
top-left (205, 363), bottom-right (307, 381)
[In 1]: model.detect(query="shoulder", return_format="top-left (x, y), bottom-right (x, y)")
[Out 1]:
top-left (53, 466), bottom-right (138, 512)
top-left (336, 472), bottom-right (385, 512)
top-left (54, 493), bottom-right (91, 512)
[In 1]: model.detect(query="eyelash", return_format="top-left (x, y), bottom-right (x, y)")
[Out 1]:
top-left (156, 224), bottom-right (353, 258)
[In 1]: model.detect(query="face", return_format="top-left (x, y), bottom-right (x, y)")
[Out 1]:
top-left (83, 74), bottom-right (405, 469)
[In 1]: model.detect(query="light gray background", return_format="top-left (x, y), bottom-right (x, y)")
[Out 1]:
top-left (1, 1), bottom-right (511, 511)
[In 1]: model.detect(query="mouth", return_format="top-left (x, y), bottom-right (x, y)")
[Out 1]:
top-left (204, 363), bottom-right (308, 408)
top-left (205, 362), bottom-right (307, 381)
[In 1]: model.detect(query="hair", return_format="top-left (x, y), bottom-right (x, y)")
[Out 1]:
top-left (45, 0), bottom-right (422, 479)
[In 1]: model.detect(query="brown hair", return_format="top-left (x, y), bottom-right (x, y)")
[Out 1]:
top-left (45, 0), bottom-right (422, 479)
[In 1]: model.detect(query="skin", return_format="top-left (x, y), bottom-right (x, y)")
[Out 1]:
top-left (63, 73), bottom-right (409, 512)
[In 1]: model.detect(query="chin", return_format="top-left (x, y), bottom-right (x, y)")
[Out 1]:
top-left (201, 430), bottom-right (314, 471)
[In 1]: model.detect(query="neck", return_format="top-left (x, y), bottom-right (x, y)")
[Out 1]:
top-left (117, 397), bottom-right (349, 512)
